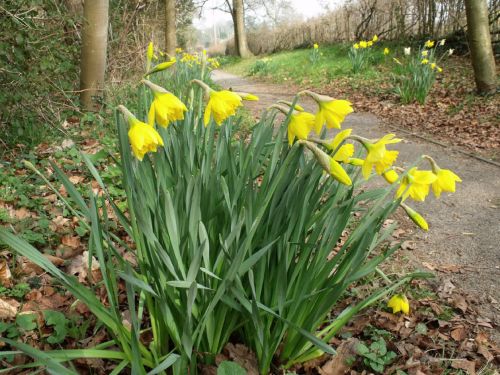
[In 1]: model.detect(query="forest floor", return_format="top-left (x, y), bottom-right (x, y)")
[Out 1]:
top-left (211, 69), bottom-right (500, 372)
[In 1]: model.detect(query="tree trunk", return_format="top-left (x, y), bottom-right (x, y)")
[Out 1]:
top-left (165, 0), bottom-right (177, 57)
top-left (464, 0), bottom-right (497, 94)
top-left (65, 0), bottom-right (83, 16)
top-left (80, 0), bottom-right (109, 111)
top-left (232, 0), bottom-right (252, 58)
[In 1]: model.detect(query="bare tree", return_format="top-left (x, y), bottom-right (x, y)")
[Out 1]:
top-left (165, 0), bottom-right (177, 56)
top-left (228, 0), bottom-right (253, 57)
top-left (80, 0), bottom-right (109, 111)
top-left (464, 0), bottom-right (497, 94)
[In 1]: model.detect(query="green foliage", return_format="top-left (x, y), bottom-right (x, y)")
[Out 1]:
top-left (0, 283), bottom-right (31, 299)
top-left (249, 59), bottom-right (272, 76)
top-left (356, 338), bottom-right (397, 373)
top-left (348, 47), bottom-right (370, 74)
top-left (44, 310), bottom-right (69, 344)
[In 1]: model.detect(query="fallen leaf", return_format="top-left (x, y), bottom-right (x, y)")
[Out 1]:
top-left (450, 326), bottom-right (467, 341)
top-left (319, 339), bottom-right (359, 375)
top-left (61, 235), bottom-right (81, 250)
top-left (451, 359), bottom-right (475, 375)
top-left (67, 251), bottom-right (100, 283)
top-left (451, 294), bottom-right (468, 313)
top-left (69, 175), bottom-right (84, 184)
top-left (0, 297), bottom-right (19, 319)
top-left (477, 344), bottom-right (494, 362)
top-left (0, 258), bottom-right (12, 287)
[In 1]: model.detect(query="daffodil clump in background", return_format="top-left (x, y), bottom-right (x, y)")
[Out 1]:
top-left (349, 34), bottom-right (379, 73)
top-left (392, 39), bottom-right (452, 104)
top-left (309, 42), bottom-right (321, 65)
top-left (0, 40), bottom-right (459, 375)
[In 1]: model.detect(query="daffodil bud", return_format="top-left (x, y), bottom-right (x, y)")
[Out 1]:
top-left (401, 203), bottom-right (428, 231)
top-left (382, 169), bottom-right (399, 184)
top-left (234, 92), bottom-right (259, 101)
top-left (144, 60), bottom-right (176, 77)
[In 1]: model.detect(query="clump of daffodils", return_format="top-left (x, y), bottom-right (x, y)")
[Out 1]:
top-left (394, 39), bottom-right (450, 104)
top-left (349, 35), bottom-right (379, 73)
top-left (309, 42), bottom-right (321, 65)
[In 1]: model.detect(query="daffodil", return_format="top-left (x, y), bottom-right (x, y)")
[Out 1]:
top-left (143, 80), bottom-right (187, 128)
top-left (325, 129), bottom-right (354, 162)
top-left (144, 60), bottom-right (176, 76)
top-left (118, 105), bottom-right (164, 161)
top-left (367, 41), bottom-right (373, 47)
top-left (313, 43), bottom-right (319, 49)
top-left (287, 111), bottom-right (316, 145)
top-left (439, 39), bottom-right (446, 46)
top-left (361, 134), bottom-right (401, 179)
top-left (387, 294), bottom-right (410, 314)
top-left (372, 35), bottom-right (378, 42)
top-left (404, 47), bottom-right (411, 55)
top-left (359, 41), bottom-right (368, 48)
top-left (448, 49), bottom-right (454, 56)
top-left (425, 40), bottom-right (435, 48)
top-left (430, 63), bottom-right (436, 70)
top-left (402, 203), bottom-right (428, 230)
top-left (146, 42), bottom-right (154, 71)
top-left (431, 168), bottom-right (461, 198)
top-left (382, 169), bottom-right (399, 184)
top-left (175, 47), bottom-right (183, 53)
top-left (396, 167), bottom-right (437, 201)
top-left (383, 48), bottom-right (390, 55)
top-left (347, 158), bottom-right (364, 166)
top-left (299, 140), bottom-right (352, 185)
top-left (421, 50), bottom-right (428, 57)
top-left (437, 67), bottom-right (443, 73)
top-left (421, 58), bottom-right (429, 65)
top-left (204, 90), bottom-right (242, 126)
top-left (353, 43), bottom-right (360, 49)
top-left (301, 90), bottom-right (353, 133)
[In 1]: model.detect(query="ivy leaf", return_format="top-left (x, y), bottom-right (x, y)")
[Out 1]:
top-left (44, 310), bottom-right (68, 344)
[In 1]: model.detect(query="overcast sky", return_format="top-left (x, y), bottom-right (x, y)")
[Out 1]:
top-left (194, 0), bottom-right (335, 29)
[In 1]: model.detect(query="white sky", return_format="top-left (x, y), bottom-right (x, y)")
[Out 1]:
top-left (194, 0), bottom-right (336, 29)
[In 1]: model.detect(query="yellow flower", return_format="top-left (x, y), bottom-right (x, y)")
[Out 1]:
top-left (175, 47), bottom-right (183, 53)
top-left (359, 41), bottom-right (368, 48)
top-left (421, 50), bottom-right (428, 57)
top-left (353, 43), bottom-right (360, 49)
top-left (361, 134), bottom-right (401, 179)
top-left (430, 63), bottom-right (436, 70)
top-left (372, 35), bottom-right (378, 42)
top-left (432, 169), bottom-right (461, 198)
top-left (425, 40), bottom-right (435, 48)
top-left (421, 58), bottom-right (429, 65)
top-left (143, 80), bottom-right (187, 128)
top-left (313, 43), bottom-right (319, 49)
top-left (367, 41), bottom-right (373, 47)
top-left (146, 42), bottom-right (154, 70)
top-left (300, 141), bottom-right (352, 185)
top-left (204, 90), bottom-right (242, 126)
top-left (402, 203), bottom-right (429, 231)
top-left (383, 48), bottom-right (390, 55)
top-left (382, 169), bottom-right (399, 184)
top-left (118, 106), bottom-right (164, 161)
top-left (145, 61), bottom-right (176, 76)
top-left (347, 158), bottom-right (364, 166)
top-left (396, 167), bottom-right (437, 201)
top-left (302, 91), bottom-right (353, 133)
top-left (387, 294), bottom-right (410, 314)
top-left (325, 129), bottom-right (354, 162)
top-left (437, 67), bottom-right (443, 73)
top-left (288, 111), bottom-right (315, 145)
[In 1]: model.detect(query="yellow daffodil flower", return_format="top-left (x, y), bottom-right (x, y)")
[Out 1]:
top-left (432, 168), bottom-right (461, 198)
top-left (118, 105), bottom-right (164, 161)
top-left (301, 91), bottom-right (353, 133)
top-left (387, 294), bottom-right (410, 314)
top-left (288, 111), bottom-right (316, 145)
top-left (347, 158), bottom-right (364, 166)
top-left (437, 67), bottom-right (443, 73)
top-left (382, 169), bottom-right (399, 184)
top-left (367, 41), bottom-right (373, 47)
top-left (425, 40), bottom-right (435, 48)
top-left (383, 48), bottom-right (390, 55)
top-left (175, 47), bottom-right (183, 53)
top-left (353, 43), bottom-right (360, 49)
top-left (396, 167), bottom-right (437, 201)
top-left (361, 134), bottom-right (401, 179)
top-left (313, 43), bottom-right (319, 49)
top-left (402, 203), bottom-right (428, 230)
top-left (204, 90), bottom-right (242, 126)
top-left (299, 140), bottom-right (352, 185)
top-left (430, 63), bottom-right (436, 70)
top-left (372, 35), bottom-right (378, 42)
top-left (324, 129), bottom-right (354, 163)
top-left (142, 80), bottom-right (187, 128)
top-left (421, 50), bottom-right (428, 57)
top-left (421, 58), bottom-right (429, 65)
top-left (359, 41), bottom-right (368, 48)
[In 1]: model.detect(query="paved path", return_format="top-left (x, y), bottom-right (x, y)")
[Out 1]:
top-left (212, 70), bottom-right (500, 339)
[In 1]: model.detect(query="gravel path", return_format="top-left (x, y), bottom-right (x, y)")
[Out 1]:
top-left (212, 70), bottom-right (500, 340)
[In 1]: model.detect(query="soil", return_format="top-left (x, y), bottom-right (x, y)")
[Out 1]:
top-left (212, 70), bottom-right (500, 344)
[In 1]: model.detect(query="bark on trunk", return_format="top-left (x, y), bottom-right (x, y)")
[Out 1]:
top-left (165, 0), bottom-right (177, 57)
top-left (80, 0), bottom-right (109, 111)
top-left (464, 0), bottom-right (497, 94)
top-left (232, 0), bottom-right (252, 58)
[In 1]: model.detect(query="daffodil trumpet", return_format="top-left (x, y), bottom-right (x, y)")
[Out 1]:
top-left (142, 79), bottom-right (188, 128)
